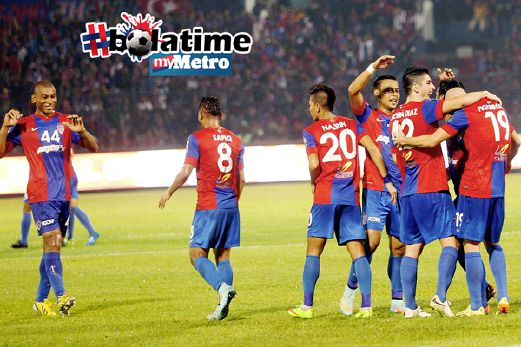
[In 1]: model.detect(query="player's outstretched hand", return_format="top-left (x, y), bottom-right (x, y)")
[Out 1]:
top-left (3, 109), bottom-right (22, 128)
top-left (437, 68), bottom-right (455, 81)
top-left (484, 91), bottom-right (502, 105)
top-left (158, 191), bottom-right (172, 209)
top-left (372, 55), bottom-right (395, 70)
top-left (385, 182), bottom-right (398, 205)
top-left (63, 115), bottom-right (85, 132)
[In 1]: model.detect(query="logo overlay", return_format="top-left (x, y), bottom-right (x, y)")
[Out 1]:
top-left (80, 12), bottom-right (252, 76)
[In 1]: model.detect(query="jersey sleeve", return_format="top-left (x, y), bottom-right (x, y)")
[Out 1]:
top-left (303, 129), bottom-right (318, 155)
top-left (238, 143), bottom-right (245, 170)
top-left (1, 125), bottom-right (21, 157)
top-left (442, 109), bottom-right (469, 136)
top-left (184, 134), bottom-right (199, 166)
top-left (421, 99), bottom-right (445, 123)
top-left (353, 101), bottom-right (372, 124)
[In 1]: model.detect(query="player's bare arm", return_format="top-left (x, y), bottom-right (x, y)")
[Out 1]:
top-left (236, 169), bottom-right (245, 200)
top-left (359, 135), bottom-right (398, 205)
top-left (507, 129), bottom-right (521, 173)
top-left (393, 126), bottom-right (452, 149)
top-left (0, 109), bottom-right (22, 157)
top-left (442, 91), bottom-right (502, 114)
top-left (63, 115), bottom-right (99, 152)
top-left (348, 55), bottom-right (395, 111)
top-left (158, 163), bottom-right (195, 209)
top-left (307, 153), bottom-right (320, 193)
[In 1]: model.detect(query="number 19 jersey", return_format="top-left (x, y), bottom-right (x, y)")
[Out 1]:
top-left (184, 127), bottom-right (244, 210)
top-left (303, 116), bottom-right (366, 205)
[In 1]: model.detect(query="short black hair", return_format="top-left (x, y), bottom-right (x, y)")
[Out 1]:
top-left (437, 79), bottom-right (465, 99)
top-left (199, 96), bottom-right (222, 117)
top-left (33, 80), bottom-right (56, 94)
top-left (308, 83), bottom-right (336, 111)
top-left (373, 75), bottom-right (397, 89)
top-left (402, 66), bottom-right (429, 95)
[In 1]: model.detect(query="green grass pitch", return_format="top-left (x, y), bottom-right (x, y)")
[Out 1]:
top-left (1, 176), bottom-right (521, 346)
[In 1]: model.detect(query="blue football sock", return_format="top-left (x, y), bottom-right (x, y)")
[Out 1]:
top-left (487, 245), bottom-right (508, 300)
top-left (194, 257), bottom-right (223, 291)
top-left (481, 261), bottom-right (488, 308)
top-left (303, 255), bottom-right (320, 306)
top-left (68, 207), bottom-right (76, 239)
top-left (74, 207), bottom-right (97, 237)
top-left (436, 246), bottom-right (458, 302)
top-left (44, 252), bottom-right (65, 297)
top-left (388, 255), bottom-right (403, 299)
top-left (36, 254), bottom-right (51, 302)
top-left (346, 253), bottom-right (372, 289)
top-left (217, 259), bottom-right (233, 285)
top-left (465, 252), bottom-right (485, 310)
top-left (20, 212), bottom-right (31, 245)
top-left (353, 256), bottom-right (372, 308)
top-left (401, 256), bottom-right (418, 310)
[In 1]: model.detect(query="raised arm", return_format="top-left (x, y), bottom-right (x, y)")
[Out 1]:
top-left (0, 109), bottom-right (22, 157)
top-left (442, 91), bottom-right (501, 114)
top-left (359, 135), bottom-right (397, 204)
top-left (64, 115), bottom-right (98, 153)
top-left (348, 55), bottom-right (395, 112)
top-left (158, 163), bottom-right (195, 209)
top-left (393, 127), bottom-right (453, 149)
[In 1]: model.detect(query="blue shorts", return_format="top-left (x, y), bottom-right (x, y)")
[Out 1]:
top-left (307, 204), bottom-right (365, 245)
top-left (190, 208), bottom-right (240, 249)
top-left (456, 195), bottom-right (504, 243)
top-left (400, 192), bottom-right (456, 245)
top-left (30, 201), bottom-right (70, 236)
top-left (362, 189), bottom-right (400, 238)
top-left (71, 175), bottom-right (79, 199)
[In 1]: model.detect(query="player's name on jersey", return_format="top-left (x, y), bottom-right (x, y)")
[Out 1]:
top-left (213, 134), bottom-right (233, 142)
top-left (477, 103), bottom-right (503, 112)
top-left (321, 120), bottom-right (347, 132)
top-left (391, 108), bottom-right (418, 120)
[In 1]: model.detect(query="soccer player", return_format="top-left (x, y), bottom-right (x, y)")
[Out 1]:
top-left (10, 194), bottom-right (32, 248)
top-left (288, 83), bottom-right (397, 319)
top-left (389, 67), bottom-right (501, 318)
top-left (158, 96), bottom-right (244, 321)
top-left (343, 55), bottom-right (405, 314)
top-left (0, 80), bottom-right (98, 316)
top-left (63, 168), bottom-right (101, 246)
top-left (393, 80), bottom-right (519, 316)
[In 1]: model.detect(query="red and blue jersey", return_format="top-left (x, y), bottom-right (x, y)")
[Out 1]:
top-left (442, 98), bottom-right (513, 198)
top-left (303, 116), bottom-right (366, 205)
top-left (184, 127), bottom-right (244, 210)
top-left (3, 112), bottom-right (83, 203)
top-left (353, 101), bottom-right (402, 191)
top-left (446, 133), bottom-right (467, 195)
top-left (390, 99), bottom-right (447, 196)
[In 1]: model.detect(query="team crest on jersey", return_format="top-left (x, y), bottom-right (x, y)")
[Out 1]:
top-left (57, 124), bottom-right (65, 134)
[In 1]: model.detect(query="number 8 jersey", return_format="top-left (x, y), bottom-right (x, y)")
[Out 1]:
top-left (184, 127), bottom-right (244, 210)
top-left (303, 116), bottom-right (366, 205)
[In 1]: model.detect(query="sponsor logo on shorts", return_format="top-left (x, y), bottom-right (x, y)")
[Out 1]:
top-left (35, 219), bottom-right (55, 230)
top-left (367, 216), bottom-right (381, 222)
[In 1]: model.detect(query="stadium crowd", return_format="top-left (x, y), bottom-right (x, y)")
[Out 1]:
top-left (0, 0), bottom-right (520, 151)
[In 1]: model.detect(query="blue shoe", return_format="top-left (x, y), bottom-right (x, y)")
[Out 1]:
top-left (86, 232), bottom-right (100, 246)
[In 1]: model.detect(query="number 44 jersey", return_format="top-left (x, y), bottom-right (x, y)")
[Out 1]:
top-left (303, 116), bottom-right (367, 206)
top-left (185, 127), bottom-right (244, 210)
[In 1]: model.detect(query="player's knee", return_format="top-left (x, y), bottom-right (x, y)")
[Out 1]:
top-left (23, 203), bottom-right (31, 213)
top-left (391, 242), bottom-right (405, 256)
top-left (367, 231), bottom-right (381, 252)
top-left (42, 230), bottom-right (62, 252)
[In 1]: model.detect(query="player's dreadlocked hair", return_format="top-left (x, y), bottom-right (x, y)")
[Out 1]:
top-left (402, 66), bottom-right (429, 95)
top-left (437, 79), bottom-right (465, 99)
top-left (373, 75), bottom-right (397, 89)
top-left (309, 83), bottom-right (336, 111)
top-left (199, 96), bottom-right (222, 117)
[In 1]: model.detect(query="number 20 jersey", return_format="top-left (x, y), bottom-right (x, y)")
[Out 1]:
top-left (303, 116), bottom-right (366, 205)
top-left (184, 127), bottom-right (244, 210)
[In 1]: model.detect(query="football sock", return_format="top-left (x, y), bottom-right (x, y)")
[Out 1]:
top-left (353, 256), bottom-right (372, 308)
top-left (347, 254), bottom-right (372, 289)
top-left (217, 259), bottom-right (233, 285)
top-left (401, 256), bottom-right (418, 310)
top-left (303, 255), bottom-right (320, 306)
top-left (73, 207), bottom-right (97, 237)
top-left (20, 212), bottom-right (31, 245)
top-left (487, 245), bottom-right (508, 300)
top-left (194, 257), bottom-right (223, 291)
top-left (36, 254), bottom-right (51, 302)
top-left (68, 207), bottom-right (76, 239)
top-left (481, 261), bottom-right (488, 307)
top-left (465, 252), bottom-right (485, 310)
top-left (388, 255), bottom-right (403, 299)
top-left (44, 252), bottom-right (65, 297)
top-left (436, 246), bottom-right (458, 302)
